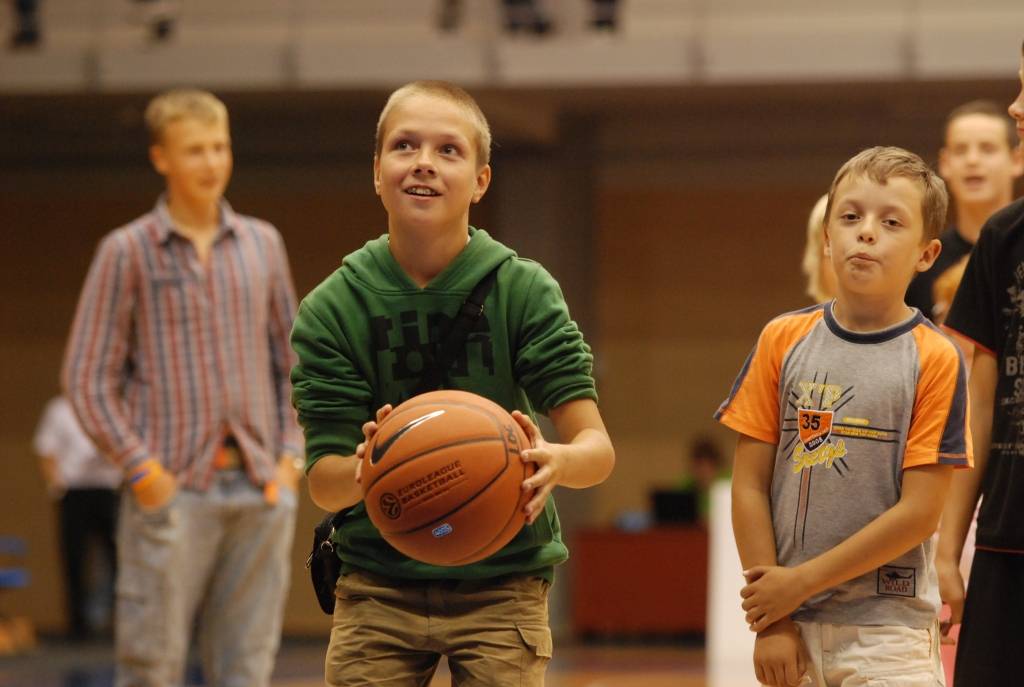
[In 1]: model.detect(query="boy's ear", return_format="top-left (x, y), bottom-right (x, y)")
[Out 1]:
top-left (916, 237), bottom-right (943, 273)
top-left (472, 164), bottom-right (492, 204)
top-left (822, 223), bottom-right (832, 257)
top-left (149, 144), bottom-right (168, 176)
top-left (372, 155), bottom-right (382, 196)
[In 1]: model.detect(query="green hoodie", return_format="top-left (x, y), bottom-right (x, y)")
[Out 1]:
top-left (291, 228), bottom-right (597, 581)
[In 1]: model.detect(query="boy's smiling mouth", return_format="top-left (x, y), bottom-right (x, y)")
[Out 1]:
top-left (405, 186), bottom-right (441, 197)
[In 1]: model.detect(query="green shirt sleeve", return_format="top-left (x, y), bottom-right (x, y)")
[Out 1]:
top-left (290, 297), bottom-right (372, 466)
top-left (513, 264), bottom-right (598, 414)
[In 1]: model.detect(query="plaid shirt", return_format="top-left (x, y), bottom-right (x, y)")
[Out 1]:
top-left (62, 198), bottom-right (301, 490)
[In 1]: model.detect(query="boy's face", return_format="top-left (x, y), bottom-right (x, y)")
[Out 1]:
top-left (939, 113), bottom-right (1022, 208)
top-left (824, 175), bottom-right (940, 299)
top-left (374, 94), bottom-right (491, 236)
top-left (1011, 56), bottom-right (1024, 152)
top-left (149, 116), bottom-right (232, 208)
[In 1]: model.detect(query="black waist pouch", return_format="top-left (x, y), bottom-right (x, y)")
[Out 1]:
top-left (306, 509), bottom-right (347, 615)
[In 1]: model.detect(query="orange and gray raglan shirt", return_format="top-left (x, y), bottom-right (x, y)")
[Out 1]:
top-left (715, 301), bottom-right (972, 628)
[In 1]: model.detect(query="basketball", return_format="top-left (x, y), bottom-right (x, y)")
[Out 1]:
top-left (361, 390), bottom-right (535, 566)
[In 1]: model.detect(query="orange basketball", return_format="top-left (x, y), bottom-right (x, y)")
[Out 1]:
top-left (361, 390), bottom-right (535, 566)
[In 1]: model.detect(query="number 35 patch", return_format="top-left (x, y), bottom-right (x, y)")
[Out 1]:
top-left (798, 409), bottom-right (834, 451)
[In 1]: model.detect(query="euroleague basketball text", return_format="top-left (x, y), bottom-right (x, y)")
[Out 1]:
top-left (397, 460), bottom-right (467, 506)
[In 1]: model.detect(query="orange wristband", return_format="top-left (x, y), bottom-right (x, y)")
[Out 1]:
top-left (264, 480), bottom-right (279, 506)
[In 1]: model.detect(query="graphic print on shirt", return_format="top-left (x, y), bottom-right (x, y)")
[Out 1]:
top-left (1000, 264), bottom-right (1024, 456)
top-left (782, 373), bottom-right (852, 549)
top-left (370, 309), bottom-right (495, 398)
top-left (780, 371), bottom-right (902, 550)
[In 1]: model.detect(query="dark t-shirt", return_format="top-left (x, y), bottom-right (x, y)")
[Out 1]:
top-left (945, 198), bottom-right (1024, 552)
top-left (905, 226), bottom-right (973, 321)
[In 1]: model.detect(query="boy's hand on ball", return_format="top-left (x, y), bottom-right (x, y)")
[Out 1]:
top-left (375, 404), bottom-right (394, 424)
top-left (511, 410), bottom-right (563, 525)
top-left (358, 404), bottom-right (394, 446)
top-left (355, 404), bottom-right (394, 483)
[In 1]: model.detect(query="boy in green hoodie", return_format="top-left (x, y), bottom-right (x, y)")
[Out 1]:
top-left (290, 80), bottom-right (616, 686)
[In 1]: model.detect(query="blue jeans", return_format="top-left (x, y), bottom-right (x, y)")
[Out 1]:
top-left (115, 471), bottom-right (297, 687)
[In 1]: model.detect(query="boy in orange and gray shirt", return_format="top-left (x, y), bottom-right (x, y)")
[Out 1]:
top-left (717, 146), bottom-right (972, 687)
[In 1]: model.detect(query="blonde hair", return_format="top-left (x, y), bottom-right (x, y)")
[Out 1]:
top-left (800, 194), bottom-right (832, 303)
top-left (144, 89), bottom-right (228, 144)
top-left (945, 99), bottom-right (1018, 150)
top-left (375, 80), bottom-right (491, 167)
top-left (824, 146), bottom-right (948, 242)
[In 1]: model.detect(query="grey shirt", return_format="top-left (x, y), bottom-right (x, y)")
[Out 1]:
top-left (717, 302), bottom-right (970, 628)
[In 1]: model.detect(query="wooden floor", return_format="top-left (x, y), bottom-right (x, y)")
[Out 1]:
top-left (2, 639), bottom-right (707, 687)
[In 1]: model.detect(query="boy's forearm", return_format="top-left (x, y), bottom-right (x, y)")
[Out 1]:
top-left (547, 399), bottom-right (615, 489)
top-left (556, 428), bottom-right (615, 488)
top-left (731, 435), bottom-right (779, 569)
top-left (733, 486), bottom-right (778, 569)
top-left (307, 454), bottom-right (363, 512)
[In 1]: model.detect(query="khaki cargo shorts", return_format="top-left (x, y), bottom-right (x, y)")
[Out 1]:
top-left (325, 569), bottom-right (552, 686)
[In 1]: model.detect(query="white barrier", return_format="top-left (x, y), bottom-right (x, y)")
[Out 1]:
top-left (706, 479), bottom-right (757, 687)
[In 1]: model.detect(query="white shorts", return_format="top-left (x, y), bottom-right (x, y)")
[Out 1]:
top-left (769, 621), bottom-right (945, 687)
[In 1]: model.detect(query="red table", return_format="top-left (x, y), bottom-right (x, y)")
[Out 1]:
top-left (571, 526), bottom-right (708, 636)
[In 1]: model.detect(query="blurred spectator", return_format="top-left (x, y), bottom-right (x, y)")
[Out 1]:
top-left (439, 0), bottom-right (619, 35)
top-left (590, 0), bottom-right (617, 30)
top-left (439, 0), bottom-right (460, 32)
top-left (62, 89), bottom-right (301, 686)
top-left (134, 0), bottom-right (178, 41)
top-left (676, 436), bottom-right (729, 523)
top-left (8, 0), bottom-right (178, 48)
top-left (503, 0), bottom-right (552, 35)
top-left (32, 395), bottom-right (121, 641)
top-left (905, 99), bottom-right (1023, 320)
top-left (9, 0), bottom-right (39, 48)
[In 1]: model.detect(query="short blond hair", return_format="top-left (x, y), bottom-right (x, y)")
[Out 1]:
top-left (824, 146), bottom-right (948, 242)
top-left (945, 99), bottom-right (1017, 150)
top-left (800, 194), bottom-right (831, 303)
top-left (144, 89), bottom-right (228, 144)
top-left (375, 80), bottom-right (491, 167)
